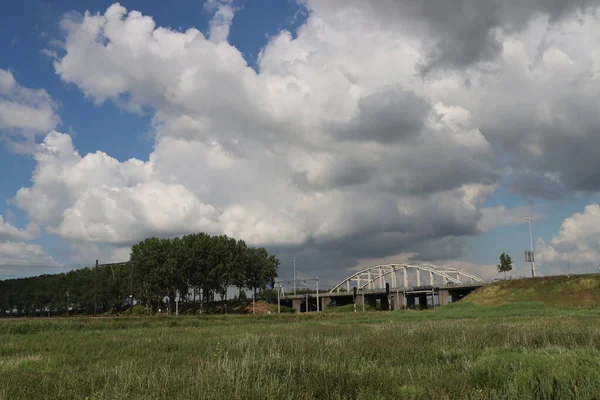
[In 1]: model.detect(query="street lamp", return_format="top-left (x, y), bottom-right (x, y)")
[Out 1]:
top-left (527, 217), bottom-right (536, 278)
top-left (293, 256), bottom-right (297, 296)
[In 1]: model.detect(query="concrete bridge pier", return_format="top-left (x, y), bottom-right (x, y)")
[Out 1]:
top-left (292, 299), bottom-right (302, 313)
top-left (392, 293), bottom-right (404, 310)
top-left (320, 297), bottom-right (330, 311)
top-left (439, 289), bottom-right (450, 306)
top-left (355, 294), bottom-right (364, 310)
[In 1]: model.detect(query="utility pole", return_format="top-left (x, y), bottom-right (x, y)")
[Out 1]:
top-left (130, 261), bottom-right (134, 312)
top-left (277, 282), bottom-right (281, 314)
top-left (306, 293), bottom-right (309, 312)
top-left (316, 278), bottom-right (319, 312)
top-left (293, 256), bottom-right (297, 296)
top-left (362, 291), bottom-right (365, 312)
top-left (94, 259), bottom-right (98, 316)
top-left (527, 218), bottom-right (536, 278)
top-left (66, 291), bottom-right (69, 317)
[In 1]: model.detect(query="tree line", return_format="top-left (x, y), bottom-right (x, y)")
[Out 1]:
top-left (0, 233), bottom-right (279, 316)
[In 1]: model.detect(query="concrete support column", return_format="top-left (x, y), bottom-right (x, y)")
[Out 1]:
top-left (292, 299), bottom-right (302, 313)
top-left (355, 294), bottom-right (364, 309)
top-left (320, 297), bottom-right (330, 311)
top-left (439, 289), bottom-right (450, 306)
top-left (393, 293), bottom-right (402, 310)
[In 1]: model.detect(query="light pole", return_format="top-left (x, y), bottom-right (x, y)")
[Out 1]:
top-left (66, 291), bottom-right (69, 317)
top-left (293, 256), bottom-right (297, 296)
top-left (316, 278), bottom-right (319, 312)
top-left (277, 282), bottom-right (281, 314)
top-left (527, 217), bottom-right (536, 278)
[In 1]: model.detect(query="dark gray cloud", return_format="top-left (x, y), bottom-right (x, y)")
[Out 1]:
top-left (292, 158), bottom-right (373, 190)
top-left (535, 107), bottom-right (600, 193)
top-left (336, 87), bottom-right (430, 142)
top-left (308, 0), bottom-right (600, 73)
top-left (379, 151), bottom-right (500, 195)
top-left (497, 91), bottom-right (600, 197)
top-left (509, 172), bottom-right (567, 200)
top-left (407, 0), bottom-right (600, 74)
top-left (270, 233), bottom-right (469, 287)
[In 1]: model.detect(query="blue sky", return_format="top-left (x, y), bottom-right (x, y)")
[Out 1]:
top-left (1, 0), bottom-right (600, 283)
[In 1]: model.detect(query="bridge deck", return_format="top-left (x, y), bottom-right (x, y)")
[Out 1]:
top-left (283, 283), bottom-right (483, 300)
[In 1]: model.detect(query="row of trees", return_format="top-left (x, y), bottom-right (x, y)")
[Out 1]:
top-left (0, 233), bottom-right (279, 316)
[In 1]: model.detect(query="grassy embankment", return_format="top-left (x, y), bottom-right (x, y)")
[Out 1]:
top-left (467, 273), bottom-right (600, 308)
top-left (2, 275), bottom-right (600, 399)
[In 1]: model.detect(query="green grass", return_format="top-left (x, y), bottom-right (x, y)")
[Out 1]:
top-left (322, 303), bottom-right (376, 313)
top-left (466, 274), bottom-right (600, 309)
top-left (2, 305), bottom-right (600, 399)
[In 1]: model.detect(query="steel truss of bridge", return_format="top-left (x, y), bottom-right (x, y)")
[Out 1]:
top-left (279, 263), bottom-right (485, 313)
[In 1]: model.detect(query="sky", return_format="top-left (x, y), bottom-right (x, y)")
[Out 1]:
top-left (1, 0), bottom-right (600, 286)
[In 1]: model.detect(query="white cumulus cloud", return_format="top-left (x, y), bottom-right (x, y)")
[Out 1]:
top-left (0, 68), bottom-right (59, 151)
top-left (0, 215), bottom-right (39, 241)
top-left (537, 204), bottom-right (600, 268)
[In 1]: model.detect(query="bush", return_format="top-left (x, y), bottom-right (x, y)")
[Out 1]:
top-left (259, 289), bottom-right (278, 301)
top-left (130, 305), bottom-right (150, 316)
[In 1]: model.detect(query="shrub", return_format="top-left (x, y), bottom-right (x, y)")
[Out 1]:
top-left (130, 305), bottom-right (150, 316)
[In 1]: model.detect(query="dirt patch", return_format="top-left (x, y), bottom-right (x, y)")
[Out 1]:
top-left (244, 301), bottom-right (277, 315)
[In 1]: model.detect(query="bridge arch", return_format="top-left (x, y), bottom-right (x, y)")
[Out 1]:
top-left (329, 264), bottom-right (484, 293)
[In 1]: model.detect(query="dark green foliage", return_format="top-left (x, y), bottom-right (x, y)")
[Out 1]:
top-left (129, 305), bottom-right (150, 316)
top-left (0, 233), bottom-right (278, 316)
top-left (497, 252), bottom-right (513, 279)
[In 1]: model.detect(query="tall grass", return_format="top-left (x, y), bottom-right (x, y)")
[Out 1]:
top-left (467, 274), bottom-right (600, 309)
top-left (2, 306), bottom-right (600, 399)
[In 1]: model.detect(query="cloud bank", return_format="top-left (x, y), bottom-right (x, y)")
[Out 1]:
top-left (8, 0), bottom-right (600, 278)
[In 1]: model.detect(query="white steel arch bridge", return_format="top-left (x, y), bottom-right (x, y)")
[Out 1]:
top-left (329, 264), bottom-right (484, 293)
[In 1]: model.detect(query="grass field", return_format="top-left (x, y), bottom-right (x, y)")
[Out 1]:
top-left (2, 302), bottom-right (600, 399)
top-left (467, 274), bottom-right (600, 309)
